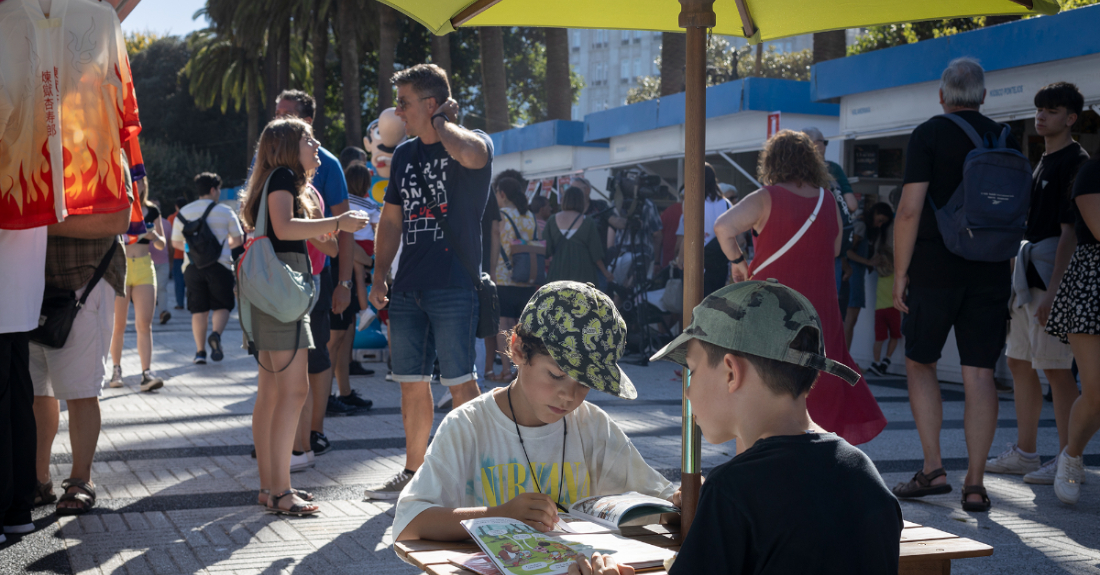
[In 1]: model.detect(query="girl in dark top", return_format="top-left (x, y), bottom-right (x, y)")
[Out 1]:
top-left (107, 179), bottom-right (167, 392)
top-left (1045, 158), bottom-right (1100, 505)
top-left (545, 186), bottom-right (614, 286)
top-left (239, 118), bottom-right (369, 517)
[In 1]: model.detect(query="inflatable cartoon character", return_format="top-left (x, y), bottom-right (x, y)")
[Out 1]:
top-left (363, 107), bottom-right (407, 204)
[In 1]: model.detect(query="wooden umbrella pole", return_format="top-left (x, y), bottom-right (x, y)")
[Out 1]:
top-left (677, 0), bottom-right (714, 542)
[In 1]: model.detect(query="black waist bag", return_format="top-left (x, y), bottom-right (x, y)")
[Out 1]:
top-left (428, 203), bottom-right (499, 339)
top-left (30, 241), bottom-right (118, 349)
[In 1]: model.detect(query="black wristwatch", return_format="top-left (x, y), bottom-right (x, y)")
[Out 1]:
top-left (432, 113), bottom-right (450, 125)
top-left (730, 254), bottom-right (745, 265)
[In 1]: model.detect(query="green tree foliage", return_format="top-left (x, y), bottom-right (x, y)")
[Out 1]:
top-left (125, 31), bottom-right (162, 56)
top-left (628, 37), bottom-right (810, 104)
top-left (128, 36), bottom-right (250, 198)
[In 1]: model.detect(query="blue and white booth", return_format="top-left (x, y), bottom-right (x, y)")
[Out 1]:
top-left (490, 120), bottom-right (610, 200)
top-left (582, 77), bottom-right (841, 198)
top-left (811, 5), bottom-right (1100, 382)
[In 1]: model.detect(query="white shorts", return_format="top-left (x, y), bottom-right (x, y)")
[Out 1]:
top-left (1005, 287), bottom-right (1074, 371)
top-left (30, 280), bottom-right (115, 400)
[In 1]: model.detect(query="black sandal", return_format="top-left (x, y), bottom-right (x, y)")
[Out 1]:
top-left (259, 488), bottom-right (314, 506)
top-left (34, 481), bottom-right (56, 507)
top-left (266, 489), bottom-right (319, 516)
top-left (892, 467), bottom-right (953, 498)
top-left (961, 485), bottom-right (992, 512)
top-left (55, 479), bottom-right (96, 516)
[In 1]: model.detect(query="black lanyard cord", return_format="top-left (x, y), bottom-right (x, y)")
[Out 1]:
top-left (507, 383), bottom-right (567, 511)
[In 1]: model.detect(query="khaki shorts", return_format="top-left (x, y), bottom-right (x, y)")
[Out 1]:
top-left (1006, 287), bottom-right (1074, 371)
top-left (29, 281), bottom-right (114, 400)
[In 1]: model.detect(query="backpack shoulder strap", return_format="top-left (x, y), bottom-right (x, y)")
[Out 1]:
top-left (198, 200), bottom-right (218, 221)
top-left (936, 114), bottom-right (984, 149)
top-left (501, 211), bottom-right (528, 242)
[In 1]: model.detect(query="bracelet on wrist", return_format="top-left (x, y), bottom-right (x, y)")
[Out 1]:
top-left (432, 113), bottom-right (449, 125)
top-left (730, 254), bottom-right (745, 264)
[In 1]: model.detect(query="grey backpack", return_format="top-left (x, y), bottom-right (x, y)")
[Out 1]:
top-left (928, 114), bottom-right (1032, 262)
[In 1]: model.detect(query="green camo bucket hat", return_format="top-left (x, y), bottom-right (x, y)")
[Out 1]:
top-left (517, 281), bottom-right (637, 400)
top-left (649, 279), bottom-right (860, 385)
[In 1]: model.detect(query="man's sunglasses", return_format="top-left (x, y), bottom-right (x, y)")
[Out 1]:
top-left (396, 96), bottom-right (431, 110)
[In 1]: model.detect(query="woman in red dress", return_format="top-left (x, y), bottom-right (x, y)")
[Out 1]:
top-left (713, 130), bottom-right (886, 445)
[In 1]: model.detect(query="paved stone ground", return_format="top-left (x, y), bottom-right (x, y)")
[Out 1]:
top-left (3, 311), bottom-right (1099, 574)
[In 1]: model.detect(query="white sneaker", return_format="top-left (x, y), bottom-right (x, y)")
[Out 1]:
top-left (290, 451), bottom-right (315, 473)
top-left (108, 365), bottom-right (124, 388)
top-left (3, 523), bottom-right (34, 534)
top-left (1055, 448), bottom-right (1085, 505)
top-left (1024, 456), bottom-right (1060, 485)
top-left (985, 443), bottom-right (1040, 475)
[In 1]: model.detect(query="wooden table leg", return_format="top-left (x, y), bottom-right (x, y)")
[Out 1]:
top-left (900, 558), bottom-right (950, 575)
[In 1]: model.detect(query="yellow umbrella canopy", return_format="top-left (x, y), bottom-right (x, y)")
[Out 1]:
top-left (385, 0), bottom-right (1058, 38)
top-left (378, 0), bottom-right (1058, 538)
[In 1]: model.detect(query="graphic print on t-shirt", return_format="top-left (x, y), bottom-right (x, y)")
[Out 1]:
top-left (398, 155), bottom-right (453, 245)
top-left (476, 458), bottom-right (592, 508)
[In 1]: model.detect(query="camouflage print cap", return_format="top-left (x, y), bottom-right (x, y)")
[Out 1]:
top-left (649, 279), bottom-right (860, 385)
top-left (518, 281), bottom-right (637, 400)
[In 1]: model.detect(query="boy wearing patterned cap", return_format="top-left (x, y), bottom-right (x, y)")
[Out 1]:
top-left (571, 279), bottom-right (903, 575)
top-left (392, 281), bottom-right (678, 544)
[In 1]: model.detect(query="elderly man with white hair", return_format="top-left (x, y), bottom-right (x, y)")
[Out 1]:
top-left (888, 57), bottom-right (1018, 513)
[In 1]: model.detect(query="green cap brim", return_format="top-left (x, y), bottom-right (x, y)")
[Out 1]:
top-left (650, 332), bottom-right (861, 386)
top-left (648, 331), bottom-right (695, 367)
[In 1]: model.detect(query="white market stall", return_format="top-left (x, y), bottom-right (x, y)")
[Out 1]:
top-left (490, 120), bottom-right (610, 201)
top-left (811, 5), bottom-right (1100, 383)
top-left (583, 77), bottom-right (841, 197)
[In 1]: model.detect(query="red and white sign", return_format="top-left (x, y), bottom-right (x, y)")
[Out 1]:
top-left (767, 112), bottom-right (781, 139)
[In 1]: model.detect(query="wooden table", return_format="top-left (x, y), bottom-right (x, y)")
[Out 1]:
top-left (396, 521), bottom-right (992, 575)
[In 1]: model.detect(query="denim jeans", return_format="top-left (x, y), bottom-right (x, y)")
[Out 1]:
top-left (388, 288), bottom-right (478, 385)
top-left (172, 258), bottom-right (186, 308)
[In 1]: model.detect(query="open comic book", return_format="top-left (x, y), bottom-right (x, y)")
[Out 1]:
top-left (460, 517), bottom-right (675, 575)
top-left (555, 492), bottom-right (679, 533)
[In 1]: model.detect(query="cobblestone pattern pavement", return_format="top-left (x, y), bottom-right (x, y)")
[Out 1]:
top-left (2, 313), bottom-right (1099, 574)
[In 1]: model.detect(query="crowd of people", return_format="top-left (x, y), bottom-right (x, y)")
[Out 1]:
top-left (2, 54), bottom-right (1098, 573)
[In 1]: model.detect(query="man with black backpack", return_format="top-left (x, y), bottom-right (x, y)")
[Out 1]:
top-left (891, 58), bottom-right (1027, 513)
top-left (171, 173), bottom-right (244, 364)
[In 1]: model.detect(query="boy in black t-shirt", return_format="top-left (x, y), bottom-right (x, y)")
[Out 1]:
top-left (568, 280), bottom-right (903, 575)
top-left (988, 82), bottom-right (1089, 485)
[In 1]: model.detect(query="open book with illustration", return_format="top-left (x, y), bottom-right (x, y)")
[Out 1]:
top-left (555, 491), bottom-right (679, 533)
top-left (460, 517), bottom-right (675, 575)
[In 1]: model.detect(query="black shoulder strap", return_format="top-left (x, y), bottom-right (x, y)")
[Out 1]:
top-left (501, 211), bottom-right (529, 242)
top-left (78, 240), bottom-right (119, 308)
top-left (198, 201), bottom-right (218, 223)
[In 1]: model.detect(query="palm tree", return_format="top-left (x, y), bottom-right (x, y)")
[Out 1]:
top-left (660, 32), bottom-right (685, 96)
top-left (432, 33), bottom-right (452, 77)
top-left (479, 27), bottom-right (509, 132)
top-left (310, 0), bottom-right (333, 142)
top-left (184, 27), bottom-right (264, 159)
top-left (544, 28), bottom-right (570, 120)
top-left (337, 0), bottom-right (363, 148)
top-left (812, 31), bottom-right (846, 63)
top-left (378, 2), bottom-right (399, 113)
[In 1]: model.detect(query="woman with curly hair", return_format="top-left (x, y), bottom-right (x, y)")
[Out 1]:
top-left (712, 130), bottom-right (886, 446)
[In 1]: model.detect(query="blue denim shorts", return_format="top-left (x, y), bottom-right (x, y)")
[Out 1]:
top-left (389, 288), bottom-right (479, 385)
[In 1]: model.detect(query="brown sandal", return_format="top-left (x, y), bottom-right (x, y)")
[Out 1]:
top-left (55, 479), bottom-right (96, 516)
top-left (892, 467), bottom-right (953, 498)
top-left (961, 485), bottom-right (992, 512)
top-left (266, 489), bottom-right (319, 516)
top-left (34, 481), bottom-right (56, 507)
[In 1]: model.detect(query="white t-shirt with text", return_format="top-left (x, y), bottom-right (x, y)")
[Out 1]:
top-left (392, 392), bottom-right (675, 542)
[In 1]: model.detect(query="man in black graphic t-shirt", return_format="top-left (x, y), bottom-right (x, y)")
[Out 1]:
top-left (367, 64), bottom-right (493, 500)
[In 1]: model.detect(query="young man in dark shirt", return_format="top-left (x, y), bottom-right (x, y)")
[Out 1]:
top-left (988, 82), bottom-right (1088, 485)
top-left (570, 280), bottom-right (903, 575)
top-left (891, 58), bottom-right (1018, 512)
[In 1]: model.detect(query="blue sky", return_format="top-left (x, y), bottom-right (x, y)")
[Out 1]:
top-left (122, 0), bottom-right (209, 37)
